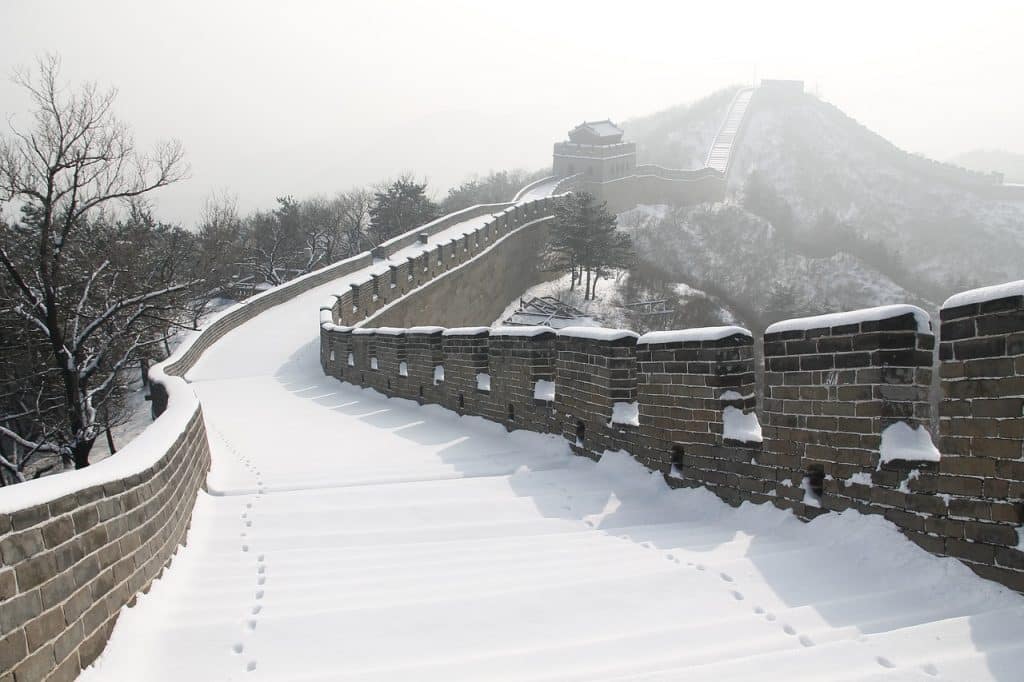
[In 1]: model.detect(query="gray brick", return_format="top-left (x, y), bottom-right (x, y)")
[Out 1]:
top-left (0, 627), bottom-right (28, 672)
top-left (0, 529), bottom-right (44, 565)
top-left (14, 553), bottom-right (57, 592)
top-left (0, 590), bottom-right (42, 636)
top-left (24, 606), bottom-right (64, 651)
top-left (11, 641), bottom-right (54, 682)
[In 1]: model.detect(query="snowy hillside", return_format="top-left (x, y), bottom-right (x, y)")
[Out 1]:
top-left (621, 203), bottom-right (924, 329)
top-left (727, 92), bottom-right (1024, 301)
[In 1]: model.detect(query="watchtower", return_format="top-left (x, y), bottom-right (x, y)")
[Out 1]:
top-left (552, 120), bottom-right (636, 183)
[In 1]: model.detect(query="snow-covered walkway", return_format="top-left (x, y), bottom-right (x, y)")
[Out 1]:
top-left (80, 211), bottom-right (1024, 681)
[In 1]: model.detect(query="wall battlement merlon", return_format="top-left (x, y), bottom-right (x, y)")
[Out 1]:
top-left (322, 282), bottom-right (1024, 592)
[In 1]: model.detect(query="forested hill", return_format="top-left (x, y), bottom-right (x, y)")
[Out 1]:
top-left (621, 87), bottom-right (1024, 329)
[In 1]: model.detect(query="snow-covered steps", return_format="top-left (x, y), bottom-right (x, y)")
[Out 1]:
top-left (705, 87), bottom-right (754, 174)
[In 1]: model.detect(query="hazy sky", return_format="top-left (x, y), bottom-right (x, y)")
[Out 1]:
top-left (3, 0), bottom-right (1022, 225)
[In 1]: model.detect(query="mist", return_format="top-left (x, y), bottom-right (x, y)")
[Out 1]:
top-left (2, 0), bottom-right (1021, 225)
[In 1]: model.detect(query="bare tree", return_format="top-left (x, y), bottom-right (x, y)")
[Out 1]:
top-left (0, 55), bottom-right (193, 472)
top-left (196, 190), bottom-right (244, 305)
top-left (336, 188), bottom-right (374, 257)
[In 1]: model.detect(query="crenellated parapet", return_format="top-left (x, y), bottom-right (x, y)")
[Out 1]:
top-left (634, 327), bottom-right (761, 502)
top-left (321, 285), bottom-right (1024, 591)
top-left (554, 328), bottom-right (640, 458)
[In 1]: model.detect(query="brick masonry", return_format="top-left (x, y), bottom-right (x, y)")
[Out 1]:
top-left (634, 330), bottom-right (762, 505)
top-left (937, 291), bottom-right (1024, 589)
top-left (0, 411), bottom-right (209, 682)
top-left (323, 293), bottom-right (1024, 593)
top-left (329, 200), bottom-right (556, 329)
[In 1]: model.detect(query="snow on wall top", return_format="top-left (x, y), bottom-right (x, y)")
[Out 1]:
top-left (408, 326), bottom-right (446, 334)
top-left (489, 325), bottom-right (557, 338)
top-left (765, 304), bottom-right (931, 335)
top-left (556, 326), bottom-right (639, 342)
top-left (637, 326), bottom-right (752, 345)
top-left (942, 279), bottom-right (1024, 310)
top-left (442, 326), bottom-right (491, 337)
top-left (374, 327), bottom-right (406, 336)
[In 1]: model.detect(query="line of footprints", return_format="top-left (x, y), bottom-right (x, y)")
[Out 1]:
top-left (559, 485), bottom-right (940, 679)
top-left (638, 538), bottom-right (940, 676)
top-left (212, 425), bottom-right (266, 675)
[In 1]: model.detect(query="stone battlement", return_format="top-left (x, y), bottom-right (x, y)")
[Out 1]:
top-left (322, 293), bottom-right (1024, 592)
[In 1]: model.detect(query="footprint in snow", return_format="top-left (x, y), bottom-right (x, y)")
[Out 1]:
top-left (753, 606), bottom-right (765, 615)
top-left (783, 624), bottom-right (796, 635)
top-left (799, 635), bottom-right (814, 647)
top-left (921, 663), bottom-right (938, 676)
top-left (246, 661), bottom-right (257, 672)
top-left (232, 642), bottom-right (244, 654)
top-left (730, 590), bottom-right (744, 601)
top-left (720, 572), bottom-right (733, 582)
top-left (876, 657), bottom-right (896, 669)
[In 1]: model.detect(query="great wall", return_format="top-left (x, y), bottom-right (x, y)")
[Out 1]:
top-left (319, 206), bottom-right (1024, 594)
top-left (2, 81), bottom-right (1024, 681)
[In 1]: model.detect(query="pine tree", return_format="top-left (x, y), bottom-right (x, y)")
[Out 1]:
top-left (548, 192), bottom-right (634, 300)
top-left (369, 177), bottom-right (439, 244)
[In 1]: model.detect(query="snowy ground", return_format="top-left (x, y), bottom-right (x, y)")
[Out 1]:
top-left (494, 271), bottom-right (629, 329)
top-left (80, 212), bottom-right (1024, 681)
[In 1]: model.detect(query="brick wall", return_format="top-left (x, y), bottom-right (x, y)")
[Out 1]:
top-left (321, 295), bottom-right (1024, 592)
top-left (329, 199), bottom-right (556, 330)
top-left (0, 411), bottom-right (209, 681)
top-left (440, 329), bottom-right (491, 415)
top-left (485, 329), bottom-right (558, 432)
top-left (634, 328), bottom-right (763, 505)
top-left (762, 307), bottom-right (935, 518)
top-left (937, 288), bottom-right (1024, 590)
top-left (554, 330), bottom-right (639, 458)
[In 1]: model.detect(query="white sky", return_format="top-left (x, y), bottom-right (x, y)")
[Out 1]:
top-left (2, 0), bottom-right (1022, 225)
